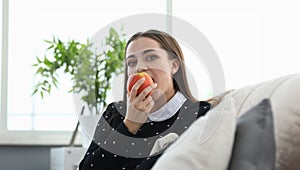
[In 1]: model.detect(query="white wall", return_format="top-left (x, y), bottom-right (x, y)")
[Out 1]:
top-left (173, 0), bottom-right (300, 90)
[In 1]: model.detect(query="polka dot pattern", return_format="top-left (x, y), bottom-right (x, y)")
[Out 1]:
top-left (79, 100), bottom-right (211, 170)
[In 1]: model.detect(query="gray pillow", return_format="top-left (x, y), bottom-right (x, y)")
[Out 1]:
top-left (228, 98), bottom-right (276, 170)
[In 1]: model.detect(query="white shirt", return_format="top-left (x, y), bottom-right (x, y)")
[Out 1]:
top-left (148, 92), bottom-right (186, 122)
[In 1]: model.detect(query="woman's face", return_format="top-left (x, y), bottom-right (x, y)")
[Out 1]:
top-left (126, 37), bottom-right (179, 101)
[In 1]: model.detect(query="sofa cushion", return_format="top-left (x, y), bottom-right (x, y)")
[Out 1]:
top-left (227, 73), bottom-right (300, 170)
top-left (228, 98), bottom-right (276, 170)
top-left (152, 95), bottom-right (236, 170)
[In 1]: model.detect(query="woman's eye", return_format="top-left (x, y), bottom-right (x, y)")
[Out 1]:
top-left (127, 60), bottom-right (137, 67)
top-left (146, 55), bottom-right (157, 61)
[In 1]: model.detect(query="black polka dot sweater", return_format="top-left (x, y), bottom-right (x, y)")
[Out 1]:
top-left (79, 99), bottom-right (210, 170)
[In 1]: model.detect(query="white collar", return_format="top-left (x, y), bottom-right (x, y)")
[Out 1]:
top-left (148, 92), bottom-right (187, 122)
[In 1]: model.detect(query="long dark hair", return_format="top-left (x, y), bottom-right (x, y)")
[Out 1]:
top-left (123, 29), bottom-right (197, 102)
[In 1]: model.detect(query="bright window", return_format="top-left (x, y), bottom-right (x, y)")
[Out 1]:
top-left (2, 0), bottom-right (166, 144)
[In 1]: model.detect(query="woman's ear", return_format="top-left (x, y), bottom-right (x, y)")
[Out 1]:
top-left (171, 59), bottom-right (180, 75)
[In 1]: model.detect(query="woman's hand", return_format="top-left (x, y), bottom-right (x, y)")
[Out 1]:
top-left (124, 77), bottom-right (157, 134)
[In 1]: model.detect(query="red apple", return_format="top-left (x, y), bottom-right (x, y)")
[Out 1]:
top-left (127, 72), bottom-right (154, 96)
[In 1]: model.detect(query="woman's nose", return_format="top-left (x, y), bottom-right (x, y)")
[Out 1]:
top-left (136, 63), bottom-right (148, 73)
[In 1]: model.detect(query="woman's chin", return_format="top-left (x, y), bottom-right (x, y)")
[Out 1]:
top-left (151, 89), bottom-right (167, 103)
top-left (150, 89), bottom-right (160, 101)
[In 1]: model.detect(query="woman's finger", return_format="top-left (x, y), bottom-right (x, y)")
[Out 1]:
top-left (145, 99), bottom-right (155, 111)
top-left (128, 77), bottom-right (145, 99)
top-left (136, 83), bottom-right (157, 101)
top-left (141, 95), bottom-right (153, 107)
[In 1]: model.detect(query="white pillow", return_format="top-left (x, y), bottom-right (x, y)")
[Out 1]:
top-left (152, 95), bottom-right (236, 170)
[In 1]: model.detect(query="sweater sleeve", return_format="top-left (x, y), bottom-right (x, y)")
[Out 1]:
top-left (79, 102), bottom-right (134, 170)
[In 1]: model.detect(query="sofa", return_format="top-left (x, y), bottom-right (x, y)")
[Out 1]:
top-left (151, 73), bottom-right (300, 170)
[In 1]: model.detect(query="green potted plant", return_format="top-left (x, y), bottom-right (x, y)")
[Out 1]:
top-left (32, 28), bottom-right (127, 146)
top-left (32, 27), bottom-right (127, 115)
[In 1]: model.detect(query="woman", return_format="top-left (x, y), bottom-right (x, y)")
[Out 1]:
top-left (79, 30), bottom-right (211, 170)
